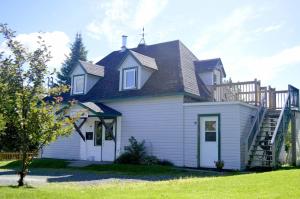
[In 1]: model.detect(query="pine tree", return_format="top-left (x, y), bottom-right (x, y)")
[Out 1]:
top-left (57, 33), bottom-right (88, 85)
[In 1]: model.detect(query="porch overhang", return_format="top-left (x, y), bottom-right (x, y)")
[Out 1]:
top-left (79, 102), bottom-right (122, 117)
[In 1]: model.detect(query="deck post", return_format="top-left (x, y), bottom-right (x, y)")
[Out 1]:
top-left (291, 112), bottom-right (297, 166)
top-left (254, 78), bottom-right (258, 106)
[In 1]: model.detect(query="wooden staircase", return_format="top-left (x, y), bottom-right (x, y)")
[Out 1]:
top-left (246, 85), bottom-right (299, 169)
top-left (247, 110), bottom-right (280, 168)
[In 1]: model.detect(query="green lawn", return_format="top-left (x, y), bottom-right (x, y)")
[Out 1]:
top-left (1, 159), bottom-right (300, 198)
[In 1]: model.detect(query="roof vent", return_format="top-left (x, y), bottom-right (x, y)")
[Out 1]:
top-left (121, 35), bottom-right (127, 52)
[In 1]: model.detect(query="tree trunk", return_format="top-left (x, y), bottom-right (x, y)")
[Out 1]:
top-left (18, 152), bottom-right (29, 186)
top-left (18, 171), bottom-right (26, 186)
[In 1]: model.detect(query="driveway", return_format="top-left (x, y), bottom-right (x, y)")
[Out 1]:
top-left (0, 168), bottom-right (177, 186)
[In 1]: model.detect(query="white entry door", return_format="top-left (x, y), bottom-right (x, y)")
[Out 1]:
top-left (85, 121), bottom-right (102, 161)
top-left (199, 116), bottom-right (219, 168)
top-left (101, 119), bottom-right (116, 161)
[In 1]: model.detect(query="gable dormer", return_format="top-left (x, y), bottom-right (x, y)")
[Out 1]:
top-left (118, 50), bottom-right (158, 91)
top-left (194, 58), bottom-right (226, 86)
top-left (70, 60), bottom-right (104, 95)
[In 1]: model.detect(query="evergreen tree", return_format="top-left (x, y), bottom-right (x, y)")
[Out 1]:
top-left (57, 33), bottom-right (88, 85)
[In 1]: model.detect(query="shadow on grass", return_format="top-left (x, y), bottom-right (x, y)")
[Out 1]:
top-left (0, 158), bottom-right (68, 170)
top-left (4, 159), bottom-right (299, 184)
top-left (6, 185), bottom-right (35, 189)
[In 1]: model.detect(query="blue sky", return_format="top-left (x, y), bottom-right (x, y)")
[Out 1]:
top-left (1, 0), bottom-right (299, 89)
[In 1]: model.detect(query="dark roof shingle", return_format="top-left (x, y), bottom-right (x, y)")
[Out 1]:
top-left (63, 40), bottom-right (212, 102)
top-left (79, 60), bottom-right (104, 77)
top-left (194, 58), bottom-right (226, 77)
top-left (129, 50), bottom-right (158, 70)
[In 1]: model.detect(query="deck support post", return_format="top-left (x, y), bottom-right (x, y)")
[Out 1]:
top-left (291, 112), bottom-right (297, 166)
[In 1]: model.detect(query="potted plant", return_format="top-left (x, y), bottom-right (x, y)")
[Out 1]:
top-left (214, 160), bottom-right (224, 171)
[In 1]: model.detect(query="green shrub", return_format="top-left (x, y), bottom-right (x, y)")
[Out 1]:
top-left (115, 137), bottom-right (174, 166)
top-left (158, 159), bottom-right (174, 166)
top-left (214, 160), bottom-right (224, 170)
top-left (141, 155), bottom-right (160, 165)
top-left (115, 136), bottom-right (146, 164)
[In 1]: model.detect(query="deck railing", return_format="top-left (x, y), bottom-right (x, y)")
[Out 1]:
top-left (209, 79), bottom-right (288, 109)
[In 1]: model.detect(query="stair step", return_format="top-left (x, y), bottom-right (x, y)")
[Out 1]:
top-left (261, 125), bottom-right (277, 128)
top-left (256, 135), bottom-right (273, 137)
top-left (250, 154), bottom-right (272, 157)
top-left (251, 149), bottom-right (272, 152)
top-left (251, 159), bottom-right (273, 162)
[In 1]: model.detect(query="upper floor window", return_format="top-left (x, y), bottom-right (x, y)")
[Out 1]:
top-left (73, 75), bottom-right (85, 94)
top-left (213, 73), bottom-right (217, 85)
top-left (123, 68), bottom-right (137, 90)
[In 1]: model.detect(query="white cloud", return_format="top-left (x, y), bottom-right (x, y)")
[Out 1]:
top-left (193, 6), bottom-right (257, 51)
top-left (1, 31), bottom-right (70, 72)
top-left (134, 0), bottom-right (168, 28)
top-left (253, 23), bottom-right (283, 34)
top-left (86, 0), bottom-right (168, 48)
top-left (234, 45), bottom-right (300, 82)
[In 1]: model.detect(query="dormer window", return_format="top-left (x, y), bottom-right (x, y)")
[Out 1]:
top-left (123, 68), bottom-right (137, 90)
top-left (73, 75), bottom-right (85, 94)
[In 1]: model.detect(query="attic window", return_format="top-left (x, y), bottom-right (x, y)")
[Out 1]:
top-left (123, 68), bottom-right (137, 90)
top-left (73, 75), bottom-right (85, 94)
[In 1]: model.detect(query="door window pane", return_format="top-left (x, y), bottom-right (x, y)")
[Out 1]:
top-left (205, 131), bottom-right (216, 142)
top-left (105, 123), bottom-right (114, 140)
top-left (205, 121), bottom-right (216, 131)
top-left (205, 120), bottom-right (217, 142)
top-left (94, 121), bottom-right (102, 146)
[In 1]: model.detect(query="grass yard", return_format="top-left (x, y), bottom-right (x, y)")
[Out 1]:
top-left (1, 159), bottom-right (300, 198)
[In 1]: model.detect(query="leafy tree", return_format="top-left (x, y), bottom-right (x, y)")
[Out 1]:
top-left (0, 24), bottom-right (75, 186)
top-left (57, 33), bottom-right (88, 85)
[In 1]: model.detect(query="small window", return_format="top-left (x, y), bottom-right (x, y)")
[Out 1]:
top-left (213, 73), bottom-right (217, 85)
top-left (205, 121), bottom-right (217, 142)
top-left (73, 75), bottom-right (85, 94)
top-left (123, 68), bottom-right (137, 90)
top-left (86, 132), bottom-right (93, 140)
top-left (94, 121), bottom-right (102, 146)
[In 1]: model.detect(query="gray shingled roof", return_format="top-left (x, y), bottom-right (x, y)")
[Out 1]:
top-left (79, 60), bottom-right (104, 77)
top-left (59, 40), bottom-right (212, 102)
top-left (194, 58), bottom-right (226, 77)
top-left (129, 50), bottom-right (158, 70)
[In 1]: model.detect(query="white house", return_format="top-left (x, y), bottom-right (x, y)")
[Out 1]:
top-left (42, 37), bottom-right (300, 170)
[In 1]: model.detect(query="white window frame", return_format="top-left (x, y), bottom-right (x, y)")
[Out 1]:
top-left (123, 68), bottom-right (137, 90)
top-left (73, 75), bottom-right (85, 94)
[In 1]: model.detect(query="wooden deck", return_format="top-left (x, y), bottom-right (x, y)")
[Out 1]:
top-left (208, 79), bottom-right (288, 109)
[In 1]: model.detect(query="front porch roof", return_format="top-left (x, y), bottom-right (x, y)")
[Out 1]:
top-left (79, 102), bottom-right (122, 117)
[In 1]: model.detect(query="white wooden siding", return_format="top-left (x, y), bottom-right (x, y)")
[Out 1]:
top-left (85, 74), bottom-right (100, 93)
top-left (183, 102), bottom-right (257, 170)
top-left (42, 132), bottom-right (81, 160)
top-left (239, 105), bottom-right (258, 169)
top-left (105, 95), bottom-right (184, 166)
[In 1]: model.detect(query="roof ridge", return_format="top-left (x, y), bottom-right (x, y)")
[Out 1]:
top-left (197, 58), bottom-right (221, 62)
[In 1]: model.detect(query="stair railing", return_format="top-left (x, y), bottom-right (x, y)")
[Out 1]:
top-left (270, 85), bottom-right (299, 167)
top-left (245, 94), bottom-right (267, 164)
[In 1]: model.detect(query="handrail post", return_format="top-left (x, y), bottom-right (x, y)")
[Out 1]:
top-left (254, 78), bottom-right (258, 106)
